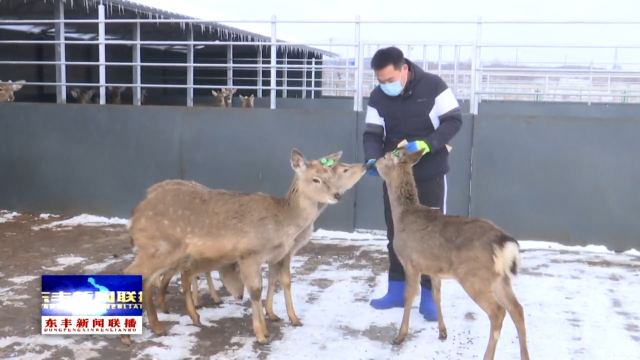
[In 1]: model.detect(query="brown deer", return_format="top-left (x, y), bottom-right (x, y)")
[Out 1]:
top-left (211, 89), bottom-right (227, 107)
top-left (121, 149), bottom-right (352, 346)
top-left (239, 94), bottom-right (255, 108)
top-left (373, 146), bottom-right (529, 360)
top-left (0, 80), bottom-right (25, 102)
top-left (134, 179), bottom-right (245, 311)
top-left (154, 160), bottom-right (366, 322)
top-left (107, 86), bottom-right (126, 104)
top-left (224, 88), bottom-right (237, 107)
top-left (263, 159), bottom-right (366, 325)
top-left (70, 88), bottom-right (96, 104)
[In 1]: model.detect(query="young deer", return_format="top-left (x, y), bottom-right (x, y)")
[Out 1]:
top-left (373, 147), bottom-right (529, 360)
top-left (224, 88), bottom-right (237, 107)
top-left (239, 94), bottom-right (255, 108)
top-left (264, 159), bottom-right (366, 325)
top-left (122, 149), bottom-right (350, 346)
top-left (211, 89), bottom-right (227, 107)
top-left (0, 80), bottom-right (25, 102)
top-left (141, 179), bottom-right (245, 311)
top-left (70, 88), bottom-right (96, 104)
top-left (108, 86), bottom-right (126, 104)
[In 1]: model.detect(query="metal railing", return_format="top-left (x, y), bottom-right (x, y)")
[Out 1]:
top-left (1, 11), bottom-right (640, 113)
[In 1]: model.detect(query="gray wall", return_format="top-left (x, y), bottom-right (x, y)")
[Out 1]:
top-left (1, 99), bottom-right (638, 251)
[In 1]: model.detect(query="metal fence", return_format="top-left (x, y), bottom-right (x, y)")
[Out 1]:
top-left (2, 8), bottom-right (640, 113)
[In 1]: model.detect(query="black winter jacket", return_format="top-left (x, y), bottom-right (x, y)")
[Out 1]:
top-left (362, 59), bottom-right (463, 180)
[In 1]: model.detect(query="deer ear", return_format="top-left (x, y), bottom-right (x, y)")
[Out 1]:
top-left (211, 90), bottom-right (217, 96)
top-left (12, 80), bottom-right (25, 91)
top-left (249, 94), bottom-right (254, 99)
top-left (290, 148), bottom-right (307, 173)
top-left (320, 151), bottom-right (342, 163)
top-left (403, 148), bottom-right (425, 165)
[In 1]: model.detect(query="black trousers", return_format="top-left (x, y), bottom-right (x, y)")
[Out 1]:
top-left (382, 175), bottom-right (446, 290)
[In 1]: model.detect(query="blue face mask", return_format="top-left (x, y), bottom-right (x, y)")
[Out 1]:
top-left (380, 69), bottom-right (406, 97)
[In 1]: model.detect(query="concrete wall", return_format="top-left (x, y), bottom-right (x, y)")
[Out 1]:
top-left (0, 99), bottom-right (638, 251)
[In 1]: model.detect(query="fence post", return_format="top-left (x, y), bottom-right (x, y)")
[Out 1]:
top-left (354, 15), bottom-right (363, 111)
top-left (186, 25), bottom-right (194, 107)
top-left (469, 16), bottom-right (482, 114)
top-left (54, 0), bottom-right (66, 103)
top-left (132, 15), bottom-right (141, 105)
top-left (270, 15), bottom-right (277, 109)
top-left (97, 4), bottom-right (106, 105)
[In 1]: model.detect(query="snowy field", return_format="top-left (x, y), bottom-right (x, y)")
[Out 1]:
top-left (0, 210), bottom-right (638, 360)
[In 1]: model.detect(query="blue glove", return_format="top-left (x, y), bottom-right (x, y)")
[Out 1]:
top-left (365, 159), bottom-right (379, 176)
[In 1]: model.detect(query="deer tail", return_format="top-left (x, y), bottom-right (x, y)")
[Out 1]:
top-left (492, 234), bottom-right (521, 280)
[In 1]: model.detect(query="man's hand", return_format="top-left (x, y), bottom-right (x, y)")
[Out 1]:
top-left (405, 140), bottom-right (430, 154)
top-left (365, 159), bottom-right (379, 176)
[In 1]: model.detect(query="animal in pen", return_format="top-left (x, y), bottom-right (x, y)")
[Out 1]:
top-left (0, 79), bottom-right (25, 102)
top-left (151, 160), bottom-right (366, 324)
top-left (264, 158), bottom-right (366, 325)
top-left (210, 88), bottom-right (236, 107)
top-left (70, 88), bottom-right (96, 104)
top-left (108, 86), bottom-right (126, 104)
top-left (373, 146), bottom-right (530, 360)
top-left (142, 179), bottom-right (245, 311)
top-left (121, 148), bottom-right (354, 345)
top-left (239, 94), bottom-right (255, 108)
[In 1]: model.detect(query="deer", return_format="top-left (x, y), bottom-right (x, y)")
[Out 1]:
top-left (153, 160), bottom-right (366, 322)
top-left (121, 148), bottom-right (356, 346)
top-left (140, 179), bottom-right (245, 311)
top-left (263, 158), bottom-right (366, 325)
top-left (223, 88), bottom-right (237, 107)
top-left (0, 80), bottom-right (25, 102)
top-left (107, 86), bottom-right (126, 104)
top-left (372, 146), bottom-right (530, 360)
top-left (70, 88), bottom-right (96, 104)
top-left (239, 94), bottom-right (255, 108)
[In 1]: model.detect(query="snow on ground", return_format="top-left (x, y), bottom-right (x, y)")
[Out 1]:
top-left (1, 210), bottom-right (639, 359)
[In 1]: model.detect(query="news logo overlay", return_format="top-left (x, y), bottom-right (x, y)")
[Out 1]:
top-left (41, 274), bottom-right (143, 335)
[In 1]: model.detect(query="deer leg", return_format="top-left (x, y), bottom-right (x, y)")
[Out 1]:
top-left (191, 275), bottom-right (201, 308)
top-left (392, 266), bottom-right (420, 345)
top-left (157, 270), bottom-right (175, 314)
top-left (181, 272), bottom-right (201, 326)
top-left (430, 275), bottom-right (447, 341)
top-left (265, 261), bottom-right (283, 321)
top-left (493, 277), bottom-right (530, 360)
top-left (279, 254), bottom-right (302, 326)
top-left (460, 279), bottom-right (506, 360)
top-left (238, 257), bottom-right (270, 344)
top-left (205, 272), bottom-right (223, 305)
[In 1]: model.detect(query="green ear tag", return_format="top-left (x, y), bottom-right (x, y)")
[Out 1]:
top-left (320, 158), bottom-right (335, 166)
top-left (392, 150), bottom-right (401, 158)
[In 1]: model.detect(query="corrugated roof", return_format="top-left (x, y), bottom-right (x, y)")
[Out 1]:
top-left (69, 0), bottom-right (338, 57)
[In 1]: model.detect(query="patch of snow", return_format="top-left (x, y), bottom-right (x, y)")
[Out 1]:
top-left (0, 336), bottom-right (107, 360)
top-left (313, 228), bottom-right (387, 241)
top-left (7, 275), bottom-right (39, 284)
top-left (0, 211), bottom-right (20, 223)
top-left (82, 254), bottom-right (134, 273)
top-left (42, 256), bottom-right (87, 271)
top-left (39, 214), bottom-right (60, 219)
top-left (0, 286), bottom-right (30, 307)
top-left (32, 214), bottom-right (129, 230)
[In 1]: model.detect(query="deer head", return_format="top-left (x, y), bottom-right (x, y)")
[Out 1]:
top-left (223, 88), bottom-right (237, 107)
top-left (239, 94), bottom-right (255, 108)
top-left (290, 149), bottom-right (344, 205)
top-left (71, 88), bottom-right (96, 104)
top-left (374, 147), bottom-right (426, 182)
top-left (108, 86), bottom-right (126, 104)
top-left (211, 89), bottom-right (227, 107)
top-left (0, 80), bottom-right (26, 102)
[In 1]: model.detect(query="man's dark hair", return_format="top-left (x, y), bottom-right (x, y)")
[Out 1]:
top-left (370, 46), bottom-right (405, 71)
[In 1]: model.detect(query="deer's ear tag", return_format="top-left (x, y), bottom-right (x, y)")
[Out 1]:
top-left (392, 150), bottom-right (401, 158)
top-left (320, 158), bottom-right (335, 167)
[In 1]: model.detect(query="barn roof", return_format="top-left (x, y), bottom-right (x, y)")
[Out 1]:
top-left (0, 0), bottom-right (338, 58)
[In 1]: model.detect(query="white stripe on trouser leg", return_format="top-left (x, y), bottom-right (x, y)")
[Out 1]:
top-left (443, 175), bottom-right (448, 215)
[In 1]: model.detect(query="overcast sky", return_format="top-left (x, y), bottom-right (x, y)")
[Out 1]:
top-left (135, 0), bottom-right (640, 67)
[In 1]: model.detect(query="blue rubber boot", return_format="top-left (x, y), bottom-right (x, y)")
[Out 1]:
top-left (419, 287), bottom-right (438, 321)
top-left (369, 280), bottom-right (406, 310)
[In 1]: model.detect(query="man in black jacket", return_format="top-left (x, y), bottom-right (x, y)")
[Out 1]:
top-left (363, 46), bottom-right (462, 321)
